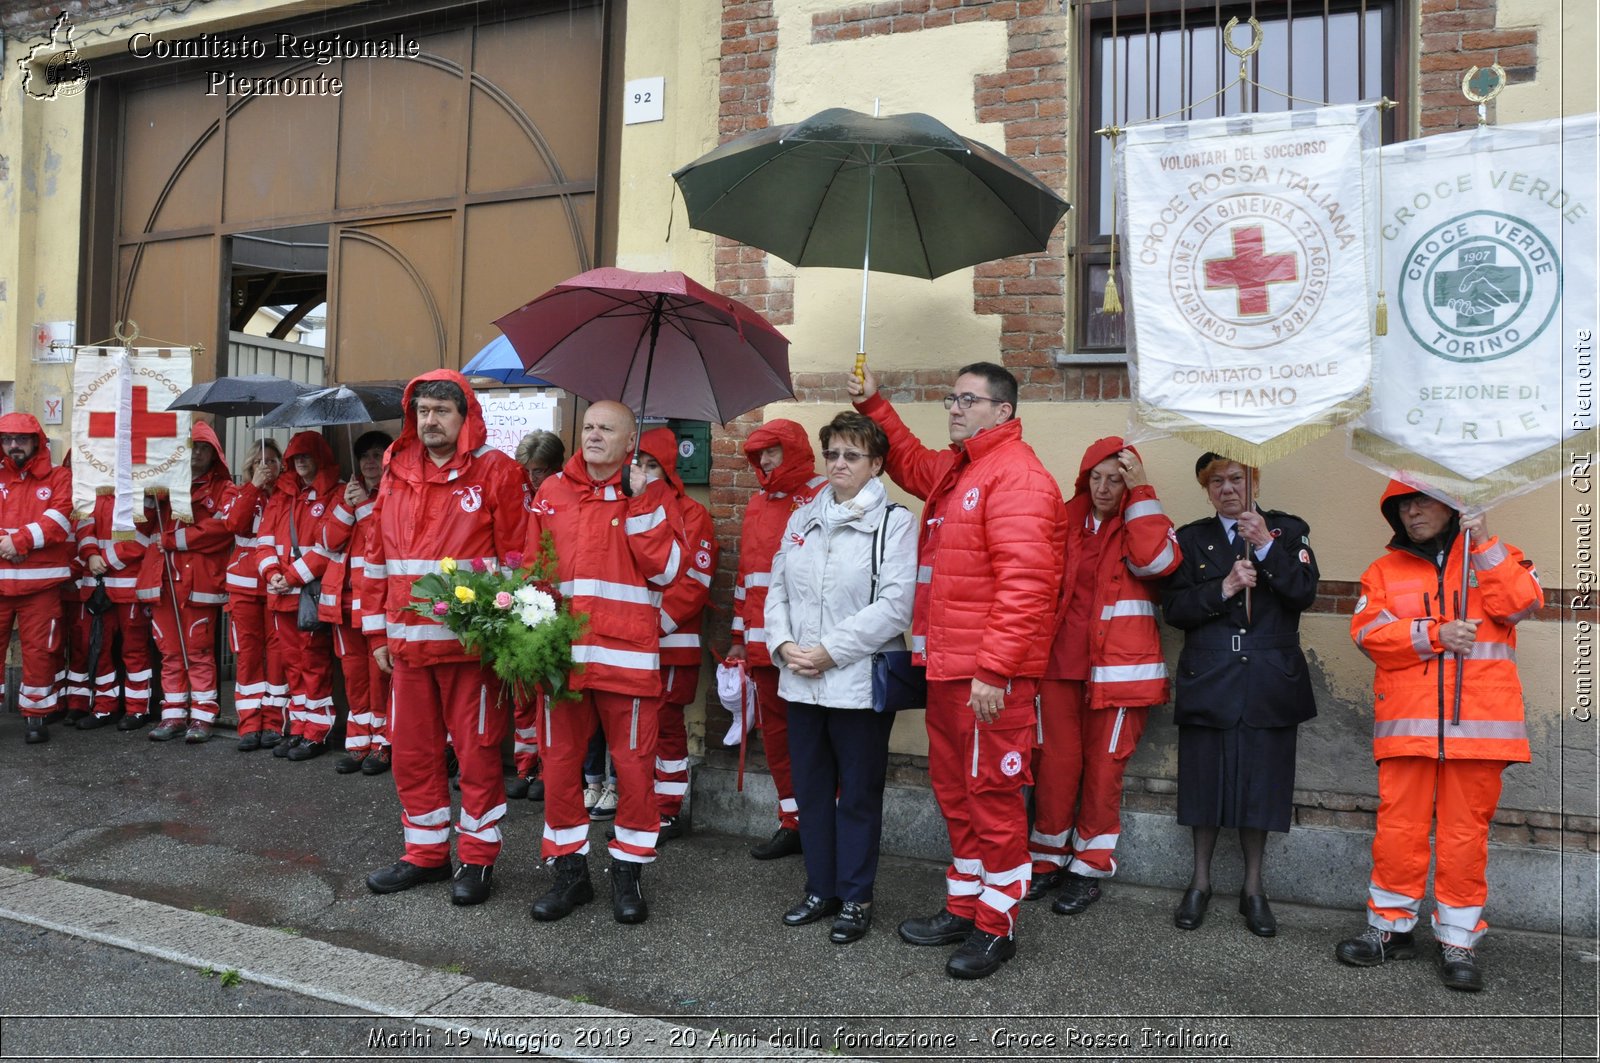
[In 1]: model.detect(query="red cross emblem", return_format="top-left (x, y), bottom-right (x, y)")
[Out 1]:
top-left (88, 385), bottom-right (179, 464)
top-left (1204, 225), bottom-right (1299, 317)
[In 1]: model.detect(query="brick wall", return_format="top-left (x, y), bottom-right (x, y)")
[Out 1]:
top-left (1417, 0), bottom-right (1538, 134)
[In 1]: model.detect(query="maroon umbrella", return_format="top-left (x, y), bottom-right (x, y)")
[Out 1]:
top-left (493, 268), bottom-right (793, 427)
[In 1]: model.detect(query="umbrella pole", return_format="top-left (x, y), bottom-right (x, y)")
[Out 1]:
top-left (624, 295), bottom-right (667, 498)
top-left (856, 101), bottom-right (882, 375)
top-left (153, 503), bottom-right (194, 688)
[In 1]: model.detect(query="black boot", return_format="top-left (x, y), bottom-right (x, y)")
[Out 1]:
top-left (450, 863), bottom-right (494, 906)
top-left (1335, 925), bottom-right (1417, 967)
top-left (530, 854), bottom-right (594, 922)
top-left (24, 717), bottom-right (48, 745)
top-left (610, 860), bottom-right (648, 924)
top-left (749, 827), bottom-right (802, 860)
top-left (946, 928), bottom-right (1017, 980)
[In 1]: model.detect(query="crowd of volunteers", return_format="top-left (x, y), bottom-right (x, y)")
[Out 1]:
top-left (0, 360), bottom-right (1540, 990)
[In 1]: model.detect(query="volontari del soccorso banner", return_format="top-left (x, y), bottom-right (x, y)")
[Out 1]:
top-left (71, 347), bottom-right (195, 528)
top-left (1119, 103), bottom-right (1379, 461)
top-left (1353, 113), bottom-right (1597, 505)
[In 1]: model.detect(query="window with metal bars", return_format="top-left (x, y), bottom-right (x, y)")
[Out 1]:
top-left (1068, 0), bottom-right (1408, 355)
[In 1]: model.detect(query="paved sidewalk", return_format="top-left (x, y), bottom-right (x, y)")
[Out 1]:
top-left (2, 713), bottom-right (1596, 1061)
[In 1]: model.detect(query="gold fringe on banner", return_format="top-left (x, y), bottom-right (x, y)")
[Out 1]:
top-left (1136, 393), bottom-right (1372, 467)
top-left (1350, 427), bottom-right (1588, 508)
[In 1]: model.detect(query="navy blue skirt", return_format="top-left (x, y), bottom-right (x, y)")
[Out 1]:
top-left (1176, 721), bottom-right (1298, 833)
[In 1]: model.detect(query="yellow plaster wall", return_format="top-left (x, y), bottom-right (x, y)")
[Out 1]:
top-left (1497, 0), bottom-right (1599, 122)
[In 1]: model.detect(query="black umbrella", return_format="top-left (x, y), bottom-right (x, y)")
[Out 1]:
top-left (167, 373), bottom-right (319, 417)
top-left (253, 384), bottom-right (406, 429)
top-left (672, 105), bottom-right (1070, 354)
top-left (82, 577), bottom-right (113, 700)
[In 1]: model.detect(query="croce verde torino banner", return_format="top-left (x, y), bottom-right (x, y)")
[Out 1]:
top-left (1354, 113), bottom-right (1597, 505)
top-left (1118, 104), bottom-right (1379, 462)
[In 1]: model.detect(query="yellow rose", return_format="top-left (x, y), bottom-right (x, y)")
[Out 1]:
top-left (454, 584), bottom-right (476, 603)
top-left (440, 557), bottom-right (457, 574)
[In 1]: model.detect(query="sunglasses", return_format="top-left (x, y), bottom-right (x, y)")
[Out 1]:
top-left (821, 449), bottom-right (870, 464)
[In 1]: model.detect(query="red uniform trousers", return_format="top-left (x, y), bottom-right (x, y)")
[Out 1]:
top-left (63, 598), bottom-right (92, 713)
top-left (512, 693), bottom-right (542, 778)
top-left (149, 596), bottom-right (219, 724)
top-left (653, 664), bottom-right (698, 818)
top-left (926, 677), bottom-right (1038, 937)
top-left (87, 602), bottom-right (154, 720)
top-left (0, 588), bottom-right (64, 718)
top-left (1368, 756), bottom-right (1506, 948)
top-left (1030, 679), bottom-right (1148, 879)
top-left (541, 689), bottom-right (659, 864)
top-left (749, 664), bottom-right (798, 829)
top-left (228, 595), bottom-right (286, 736)
top-left (270, 612), bottom-right (335, 743)
top-left (389, 658), bottom-right (508, 868)
top-left (332, 621), bottom-right (388, 752)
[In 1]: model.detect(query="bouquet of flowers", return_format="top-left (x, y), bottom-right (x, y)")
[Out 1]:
top-left (406, 531), bottom-right (586, 700)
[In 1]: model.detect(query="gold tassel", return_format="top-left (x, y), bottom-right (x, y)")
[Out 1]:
top-left (1375, 290), bottom-right (1389, 336)
top-left (1102, 272), bottom-right (1123, 315)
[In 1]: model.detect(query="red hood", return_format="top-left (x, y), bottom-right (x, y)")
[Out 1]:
top-left (638, 427), bottom-right (685, 496)
top-left (1379, 478), bottom-right (1459, 549)
top-left (278, 430), bottom-right (341, 497)
top-left (0, 412), bottom-right (53, 478)
top-left (1072, 435), bottom-right (1137, 501)
top-left (390, 369), bottom-right (486, 479)
top-left (190, 421), bottom-right (231, 483)
top-left (743, 418), bottom-right (815, 494)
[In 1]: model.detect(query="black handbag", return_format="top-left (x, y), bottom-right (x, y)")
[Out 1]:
top-left (287, 501), bottom-right (327, 633)
top-left (867, 504), bottom-right (925, 713)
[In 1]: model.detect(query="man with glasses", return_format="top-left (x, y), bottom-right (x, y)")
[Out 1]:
top-left (848, 363), bottom-right (1067, 979)
top-left (0, 414), bottom-right (74, 744)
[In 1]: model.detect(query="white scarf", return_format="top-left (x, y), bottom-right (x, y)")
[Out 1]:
top-left (822, 476), bottom-right (884, 527)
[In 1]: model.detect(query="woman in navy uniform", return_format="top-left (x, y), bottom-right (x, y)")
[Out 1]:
top-left (1162, 454), bottom-right (1318, 937)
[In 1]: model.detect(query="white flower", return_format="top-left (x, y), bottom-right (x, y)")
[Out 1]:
top-left (517, 590), bottom-right (556, 628)
top-left (514, 585), bottom-right (540, 606)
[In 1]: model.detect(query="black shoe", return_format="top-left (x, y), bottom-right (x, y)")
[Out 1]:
top-left (1437, 943), bottom-right (1484, 991)
top-left (451, 863), bottom-right (494, 906)
top-left (530, 854), bottom-right (594, 921)
top-left (750, 827), bottom-right (802, 860)
top-left (44, 708), bottom-right (69, 725)
top-left (1239, 893), bottom-right (1277, 937)
top-left (64, 710), bottom-right (89, 728)
top-left (1024, 868), bottom-right (1065, 901)
top-left (78, 713), bottom-right (114, 731)
top-left (286, 739), bottom-right (326, 762)
top-left (117, 713), bottom-right (149, 732)
top-left (610, 860), bottom-right (648, 924)
top-left (257, 729), bottom-right (282, 749)
top-left (24, 717), bottom-right (48, 745)
top-left (236, 732), bottom-right (261, 752)
top-left (445, 746), bottom-right (459, 778)
top-left (334, 752), bottom-right (366, 774)
top-left (525, 775), bottom-right (544, 802)
top-left (1335, 925), bottom-right (1417, 967)
top-left (1052, 873), bottom-right (1103, 916)
top-left (361, 748), bottom-right (391, 775)
top-left (148, 719), bottom-right (185, 742)
top-left (830, 902), bottom-right (872, 944)
top-left (1174, 887), bottom-right (1211, 930)
top-left (783, 894), bottom-right (842, 927)
top-left (366, 859), bottom-right (452, 895)
top-left (272, 734), bottom-right (298, 758)
top-left (946, 928), bottom-right (1017, 980)
top-left (505, 775), bottom-right (531, 800)
top-left (898, 908), bottom-right (976, 947)
top-left (658, 815), bottom-right (684, 841)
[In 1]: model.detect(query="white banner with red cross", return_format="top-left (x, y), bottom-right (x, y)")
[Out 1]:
top-left (1118, 103), bottom-right (1380, 462)
top-left (72, 347), bottom-right (194, 528)
top-left (1351, 113), bottom-right (1598, 507)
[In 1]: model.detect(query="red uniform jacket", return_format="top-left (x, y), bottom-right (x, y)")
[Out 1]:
top-left (856, 393), bottom-right (1067, 685)
top-left (0, 413), bottom-right (74, 596)
top-left (639, 427), bottom-right (716, 667)
top-left (317, 487), bottom-right (380, 631)
top-left (731, 419), bottom-right (825, 667)
top-left (1044, 436), bottom-right (1181, 709)
top-left (222, 481), bottom-right (273, 600)
top-left (364, 369), bottom-right (531, 667)
top-left (136, 422), bottom-right (236, 607)
top-left (77, 492), bottom-right (149, 603)
top-left (255, 431), bottom-right (346, 614)
top-left (1351, 480), bottom-right (1542, 764)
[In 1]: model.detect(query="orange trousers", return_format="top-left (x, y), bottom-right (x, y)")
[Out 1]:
top-left (1366, 755), bottom-right (1506, 948)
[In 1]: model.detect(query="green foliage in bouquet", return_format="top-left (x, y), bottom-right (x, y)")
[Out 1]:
top-left (407, 531), bottom-right (586, 700)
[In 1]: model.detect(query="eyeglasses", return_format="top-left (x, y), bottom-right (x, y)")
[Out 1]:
top-left (942, 393), bottom-right (1006, 411)
top-left (822, 449), bottom-right (869, 464)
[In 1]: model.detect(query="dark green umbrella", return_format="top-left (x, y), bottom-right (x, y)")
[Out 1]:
top-left (672, 106), bottom-right (1070, 355)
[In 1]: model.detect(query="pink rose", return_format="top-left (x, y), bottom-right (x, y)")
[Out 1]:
top-left (494, 591), bottom-right (514, 609)
top-left (470, 558), bottom-right (487, 573)
top-left (504, 551), bottom-right (524, 569)
top-left (432, 601), bottom-right (450, 616)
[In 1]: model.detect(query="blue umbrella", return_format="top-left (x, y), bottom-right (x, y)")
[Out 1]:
top-left (463, 334), bottom-right (551, 386)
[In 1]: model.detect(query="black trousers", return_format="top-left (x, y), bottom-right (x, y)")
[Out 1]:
top-left (787, 702), bottom-right (897, 903)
